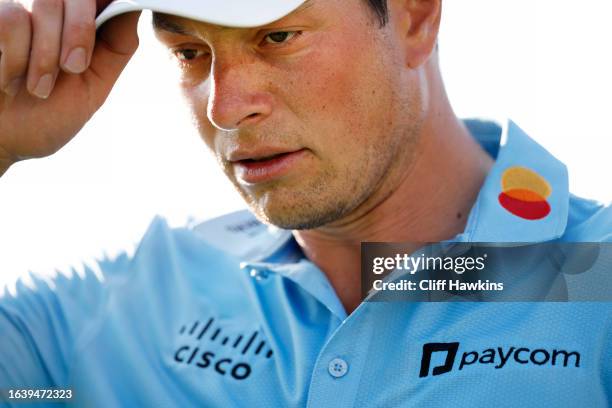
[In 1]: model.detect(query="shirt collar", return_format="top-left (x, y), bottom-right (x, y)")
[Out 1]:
top-left (457, 119), bottom-right (569, 243)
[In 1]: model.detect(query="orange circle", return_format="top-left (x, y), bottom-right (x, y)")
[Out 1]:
top-left (503, 188), bottom-right (545, 202)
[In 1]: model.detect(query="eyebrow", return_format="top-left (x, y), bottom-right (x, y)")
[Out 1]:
top-left (152, 13), bottom-right (194, 35)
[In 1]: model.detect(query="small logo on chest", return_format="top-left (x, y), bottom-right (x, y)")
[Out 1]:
top-left (173, 317), bottom-right (273, 381)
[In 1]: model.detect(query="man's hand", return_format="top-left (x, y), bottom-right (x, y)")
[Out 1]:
top-left (0, 0), bottom-right (141, 175)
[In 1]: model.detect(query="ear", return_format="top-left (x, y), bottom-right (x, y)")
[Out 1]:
top-left (388, 0), bottom-right (441, 68)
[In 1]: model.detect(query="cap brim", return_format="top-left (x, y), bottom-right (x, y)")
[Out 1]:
top-left (96, 0), bottom-right (307, 29)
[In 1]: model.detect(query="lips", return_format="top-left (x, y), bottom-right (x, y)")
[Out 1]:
top-left (228, 147), bottom-right (301, 163)
top-left (230, 149), bottom-right (307, 184)
top-left (238, 152), bottom-right (291, 163)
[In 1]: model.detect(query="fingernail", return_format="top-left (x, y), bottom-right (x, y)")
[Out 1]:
top-left (32, 73), bottom-right (54, 99)
top-left (4, 77), bottom-right (23, 97)
top-left (63, 47), bottom-right (87, 74)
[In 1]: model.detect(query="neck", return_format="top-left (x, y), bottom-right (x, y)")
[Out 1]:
top-left (293, 69), bottom-right (494, 314)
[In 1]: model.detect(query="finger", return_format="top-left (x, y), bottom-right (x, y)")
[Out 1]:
top-left (27, 0), bottom-right (64, 99)
top-left (96, 10), bottom-right (141, 56)
top-left (87, 11), bottom-right (140, 103)
top-left (60, 0), bottom-right (96, 74)
top-left (0, 2), bottom-right (31, 96)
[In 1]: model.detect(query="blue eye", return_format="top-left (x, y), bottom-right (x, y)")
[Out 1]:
top-left (264, 31), bottom-right (299, 44)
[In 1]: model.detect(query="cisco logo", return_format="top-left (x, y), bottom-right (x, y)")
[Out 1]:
top-left (174, 317), bottom-right (273, 381)
top-left (419, 342), bottom-right (581, 378)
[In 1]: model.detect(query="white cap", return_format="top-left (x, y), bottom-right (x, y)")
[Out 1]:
top-left (96, 0), bottom-right (308, 29)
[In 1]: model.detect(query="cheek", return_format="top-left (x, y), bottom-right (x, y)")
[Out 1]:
top-left (283, 38), bottom-right (397, 158)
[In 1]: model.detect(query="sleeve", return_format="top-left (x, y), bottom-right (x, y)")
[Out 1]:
top-left (0, 254), bottom-right (130, 394)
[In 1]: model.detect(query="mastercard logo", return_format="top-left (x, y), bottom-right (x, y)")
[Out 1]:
top-left (498, 166), bottom-right (552, 220)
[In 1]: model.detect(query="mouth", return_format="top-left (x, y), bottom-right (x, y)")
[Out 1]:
top-left (230, 149), bottom-right (308, 184)
top-left (238, 152), bottom-right (293, 163)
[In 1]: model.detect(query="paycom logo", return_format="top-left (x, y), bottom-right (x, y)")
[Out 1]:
top-left (419, 342), bottom-right (580, 378)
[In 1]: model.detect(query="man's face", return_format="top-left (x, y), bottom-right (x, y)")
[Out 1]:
top-left (154, 0), bottom-right (425, 229)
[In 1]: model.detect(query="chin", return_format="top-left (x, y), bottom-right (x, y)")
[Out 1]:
top-left (250, 196), bottom-right (352, 231)
top-left (233, 175), bottom-right (358, 230)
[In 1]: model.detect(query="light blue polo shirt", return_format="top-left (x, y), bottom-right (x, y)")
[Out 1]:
top-left (1, 120), bottom-right (611, 407)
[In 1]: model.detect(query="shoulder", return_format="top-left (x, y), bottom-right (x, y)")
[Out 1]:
top-left (1, 251), bottom-right (131, 314)
top-left (562, 194), bottom-right (612, 242)
top-left (1, 210), bottom-right (286, 307)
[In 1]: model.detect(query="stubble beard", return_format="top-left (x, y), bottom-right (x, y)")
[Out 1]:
top-left (229, 165), bottom-right (360, 230)
top-left (228, 124), bottom-right (420, 231)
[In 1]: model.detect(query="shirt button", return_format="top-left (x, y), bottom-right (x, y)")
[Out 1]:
top-left (249, 268), bottom-right (270, 281)
top-left (328, 358), bottom-right (349, 378)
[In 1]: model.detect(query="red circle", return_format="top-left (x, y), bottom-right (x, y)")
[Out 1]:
top-left (498, 192), bottom-right (551, 220)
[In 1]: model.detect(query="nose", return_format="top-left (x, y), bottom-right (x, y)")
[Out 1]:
top-left (206, 53), bottom-right (273, 131)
